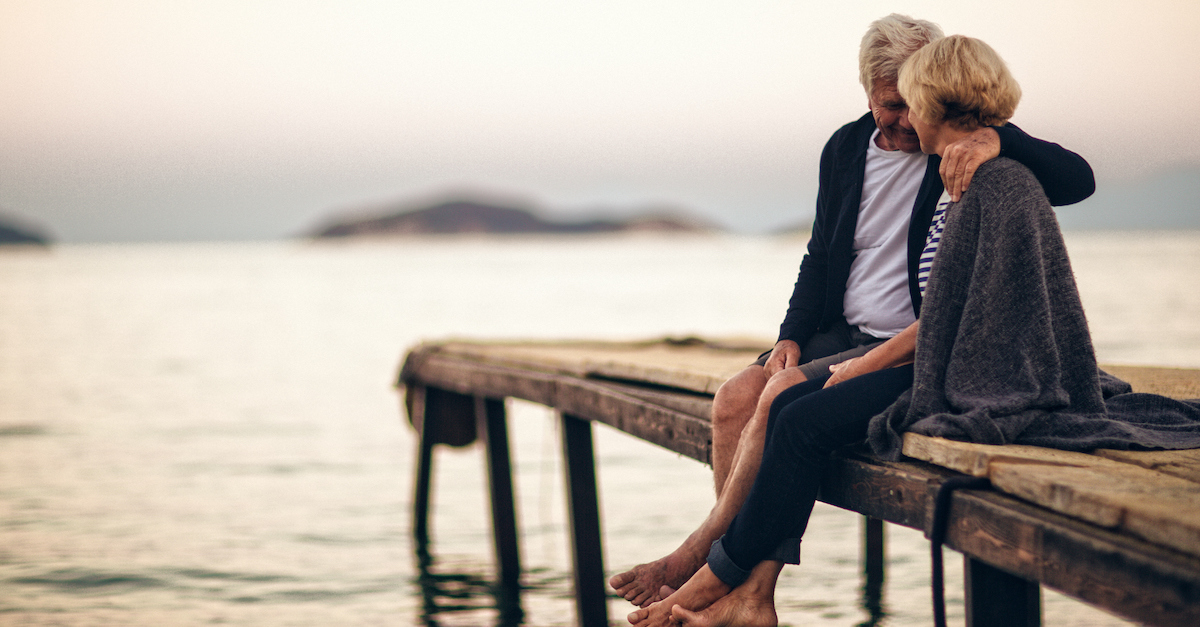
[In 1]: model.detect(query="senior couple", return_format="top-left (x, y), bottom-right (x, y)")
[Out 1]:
top-left (611, 14), bottom-right (1200, 627)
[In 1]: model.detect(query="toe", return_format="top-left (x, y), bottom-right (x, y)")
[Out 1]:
top-left (671, 604), bottom-right (700, 626)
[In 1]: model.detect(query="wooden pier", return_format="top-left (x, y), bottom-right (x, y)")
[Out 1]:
top-left (398, 338), bottom-right (1200, 626)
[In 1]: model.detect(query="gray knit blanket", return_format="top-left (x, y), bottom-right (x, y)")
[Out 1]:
top-left (867, 158), bottom-right (1200, 460)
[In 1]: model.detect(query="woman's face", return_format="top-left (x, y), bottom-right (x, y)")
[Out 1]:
top-left (906, 108), bottom-right (941, 156)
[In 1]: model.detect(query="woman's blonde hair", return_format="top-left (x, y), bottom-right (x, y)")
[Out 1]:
top-left (897, 35), bottom-right (1021, 130)
top-left (858, 14), bottom-right (944, 96)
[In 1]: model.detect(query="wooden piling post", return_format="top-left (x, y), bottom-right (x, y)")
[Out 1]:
top-left (477, 396), bottom-right (522, 590)
top-left (862, 516), bottom-right (885, 622)
top-left (560, 412), bottom-right (609, 627)
top-left (964, 556), bottom-right (1041, 627)
top-left (410, 385), bottom-right (434, 550)
top-left (408, 385), bottom-right (478, 550)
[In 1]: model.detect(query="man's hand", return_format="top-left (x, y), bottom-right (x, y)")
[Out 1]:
top-left (763, 340), bottom-right (801, 377)
top-left (940, 127), bottom-right (1000, 202)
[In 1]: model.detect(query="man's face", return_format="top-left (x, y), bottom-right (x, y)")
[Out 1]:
top-left (868, 81), bottom-right (920, 153)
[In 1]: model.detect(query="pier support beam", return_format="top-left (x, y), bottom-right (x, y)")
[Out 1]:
top-left (561, 412), bottom-right (608, 627)
top-left (478, 396), bottom-right (521, 590)
top-left (964, 557), bottom-right (1041, 627)
top-left (861, 516), bottom-right (886, 624)
top-left (410, 385), bottom-right (434, 551)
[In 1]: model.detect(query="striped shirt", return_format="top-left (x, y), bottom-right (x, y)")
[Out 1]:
top-left (917, 190), bottom-right (952, 296)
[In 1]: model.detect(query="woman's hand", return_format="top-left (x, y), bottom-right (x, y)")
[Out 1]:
top-left (824, 356), bottom-right (870, 389)
top-left (823, 321), bottom-right (919, 389)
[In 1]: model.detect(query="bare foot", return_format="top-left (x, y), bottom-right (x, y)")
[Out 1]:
top-left (627, 565), bottom-right (730, 626)
top-left (672, 560), bottom-right (783, 627)
top-left (610, 549), bottom-right (705, 607)
top-left (626, 599), bottom-right (671, 627)
top-left (671, 585), bottom-right (778, 627)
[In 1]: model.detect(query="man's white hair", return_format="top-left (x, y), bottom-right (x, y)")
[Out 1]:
top-left (859, 14), bottom-right (944, 95)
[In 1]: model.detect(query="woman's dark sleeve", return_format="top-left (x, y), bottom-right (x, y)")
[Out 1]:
top-left (993, 123), bottom-right (1095, 206)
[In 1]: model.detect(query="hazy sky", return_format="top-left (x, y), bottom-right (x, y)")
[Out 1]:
top-left (2, 0), bottom-right (1198, 242)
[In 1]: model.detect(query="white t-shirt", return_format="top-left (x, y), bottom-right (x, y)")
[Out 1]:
top-left (841, 129), bottom-right (926, 338)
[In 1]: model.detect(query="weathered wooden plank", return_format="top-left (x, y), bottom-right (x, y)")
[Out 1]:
top-left (402, 350), bottom-right (714, 463)
top-left (902, 434), bottom-right (1122, 478)
top-left (827, 452), bottom-right (1200, 626)
top-left (405, 340), bottom-right (1200, 400)
top-left (1093, 448), bottom-right (1200, 484)
top-left (989, 462), bottom-right (1200, 558)
top-left (903, 435), bottom-right (1200, 558)
top-left (555, 383), bottom-right (714, 464)
top-left (403, 351), bottom-right (562, 408)
top-left (593, 379), bottom-right (715, 420)
top-left (945, 489), bottom-right (1200, 627)
top-left (403, 339), bottom-right (763, 395)
top-left (820, 452), bottom-right (941, 531)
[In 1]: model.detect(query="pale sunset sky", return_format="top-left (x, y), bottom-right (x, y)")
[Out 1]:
top-left (1, 0), bottom-right (1198, 242)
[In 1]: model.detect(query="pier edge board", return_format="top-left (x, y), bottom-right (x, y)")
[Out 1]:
top-left (401, 349), bottom-right (715, 463)
top-left (903, 434), bottom-right (1200, 558)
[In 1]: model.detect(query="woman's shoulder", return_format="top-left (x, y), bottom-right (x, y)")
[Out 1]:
top-left (958, 157), bottom-right (1054, 231)
top-left (970, 157), bottom-right (1047, 201)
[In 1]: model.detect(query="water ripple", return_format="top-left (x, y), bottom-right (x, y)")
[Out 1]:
top-left (0, 423), bottom-right (47, 437)
top-left (10, 569), bottom-right (170, 592)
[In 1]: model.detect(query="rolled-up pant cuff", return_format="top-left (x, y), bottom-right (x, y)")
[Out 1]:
top-left (707, 536), bottom-right (801, 588)
top-left (707, 537), bottom-right (751, 588)
top-left (768, 537), bottom-right (801, 565)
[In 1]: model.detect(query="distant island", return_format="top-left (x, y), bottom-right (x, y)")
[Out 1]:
top-left (308, 198), bottom-right (720, 238)
top-left (0, 214), bottom-right (50, 246)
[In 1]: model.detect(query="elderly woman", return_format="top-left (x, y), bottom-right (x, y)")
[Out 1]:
top-left (630, 35), bottom-right (1200, 627)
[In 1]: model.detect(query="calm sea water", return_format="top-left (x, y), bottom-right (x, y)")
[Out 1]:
top-left (2, 232), bottom-right (1198, 626)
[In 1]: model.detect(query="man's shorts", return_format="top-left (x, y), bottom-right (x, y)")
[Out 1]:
top-left (753, 319), bottom-right (886, 380)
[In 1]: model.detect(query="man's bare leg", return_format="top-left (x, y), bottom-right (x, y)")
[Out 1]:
top-left (609, 368), bottom-right (809, 606)
top-left (711, 365), bottom-right (768, 496)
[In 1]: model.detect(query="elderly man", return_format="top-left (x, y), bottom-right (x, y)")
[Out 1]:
top-left (612, 13), bottom-right (1095, 613)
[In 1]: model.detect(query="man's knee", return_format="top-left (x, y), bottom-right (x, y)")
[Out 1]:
top-left (713, 366), bottom-right (767, 425)
top-left (763, 368), bottom-right (810, 403)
